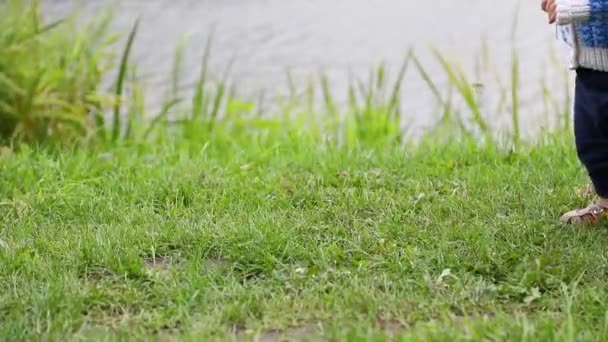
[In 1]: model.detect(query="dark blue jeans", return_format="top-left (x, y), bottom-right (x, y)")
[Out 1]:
top-left (574, 67), bottom-right (608, 198)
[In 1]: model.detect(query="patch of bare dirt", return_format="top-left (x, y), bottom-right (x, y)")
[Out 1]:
top-left (205, 257), bottom-right (229, 272)
top-left (376, 315), bottom-right (410, 336)
top-left (258, 325), bottom-right (318, 342)
top-left (144, 255), bottom-right (174, 272)
top-left (82, 267), bottom-right (113, 281)
top-left (237, 324), bottom-right (319, 342)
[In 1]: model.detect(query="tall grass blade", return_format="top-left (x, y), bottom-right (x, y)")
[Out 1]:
top-left (510, 49), bottom-right (520, 148)
top-left (208, 56), bottom-right (234, 131)
top-left (255, 89), bottom-right (266, 118)
top-left (286, 69), bottom-right (296, 100)
top-left (143, 98), bottom-right (182, 139)
top-left (15, 18), bottom-right (66, 43)
top-left (562, 71), bottom-right (572, 131)
top-left (510, 3), bottom-right (521, 147)
top-left (192, 33), bottom-right (213, 120)
top-left (432, 48), bottom-right (491, 142)
top-left (124, 67), bottom-right (145, 140)
top-left (171, 36), bottom-right (188, 101)
top-left (112, 17), bottom-right (139, 142)
top-left (347, 79), bottom-right (359, 115)
top-left (320, 73), bottom-right (337, 118)
top-left (305, 77), bottom-right (315, 116)
top-left (413, 53), bottom-right (444, 108)
top-left (388, 50), bottom-right (412, 120)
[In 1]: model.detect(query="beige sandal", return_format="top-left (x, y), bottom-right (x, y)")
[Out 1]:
top-left (560, 203), bottom-right (608, 225)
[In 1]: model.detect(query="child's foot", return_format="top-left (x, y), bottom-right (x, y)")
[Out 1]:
top-left (560, 202), bottom-right (608, 225)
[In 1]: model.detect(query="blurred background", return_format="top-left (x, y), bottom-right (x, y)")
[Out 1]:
top-left (40, 0), bottom-right (569, 139)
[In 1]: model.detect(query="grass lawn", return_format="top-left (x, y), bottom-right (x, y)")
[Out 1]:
top-left (1, 134), bottom-right (608, 341)
top-left (2, 1), bottom-right (600, 340)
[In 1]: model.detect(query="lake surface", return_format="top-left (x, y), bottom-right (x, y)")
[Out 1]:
top-left (43, 0), bottom-right (571, 136)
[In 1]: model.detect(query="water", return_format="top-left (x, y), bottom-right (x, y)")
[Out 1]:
top-left (43, 0), bottom-right (571, 135)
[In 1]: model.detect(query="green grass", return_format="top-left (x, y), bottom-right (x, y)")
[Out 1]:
top-left (2, 131), bottom-right (608, 341)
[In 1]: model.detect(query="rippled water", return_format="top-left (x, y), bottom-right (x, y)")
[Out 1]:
top-left (43, 0), bottom-right (571, 134)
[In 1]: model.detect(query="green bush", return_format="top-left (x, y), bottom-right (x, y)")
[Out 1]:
top-left (0, 0), bottom-right (116, 145)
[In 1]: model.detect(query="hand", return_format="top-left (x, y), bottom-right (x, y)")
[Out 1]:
top-left (541, 0), bottom-right (558, 24)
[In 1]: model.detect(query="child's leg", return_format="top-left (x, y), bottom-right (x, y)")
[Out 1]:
top-left (561, 67), bottom-right (608, 224)
top-left (574, 68), bottom-right (608, 200)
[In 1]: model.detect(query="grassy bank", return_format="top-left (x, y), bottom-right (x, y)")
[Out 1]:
top-left (2, 133), bottom-right (607, 341)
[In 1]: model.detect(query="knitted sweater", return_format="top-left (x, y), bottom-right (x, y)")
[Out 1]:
top-left (556, 0), bottom-right (608, 71)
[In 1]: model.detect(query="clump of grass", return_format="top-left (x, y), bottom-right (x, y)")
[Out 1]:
top-left (0, 0), bottom-right (119, 146)
top-left (342, 53), bottom-right (411, 146)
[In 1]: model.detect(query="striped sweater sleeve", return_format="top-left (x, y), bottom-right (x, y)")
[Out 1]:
top-left (557, 0), bottom-right (608, 25)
